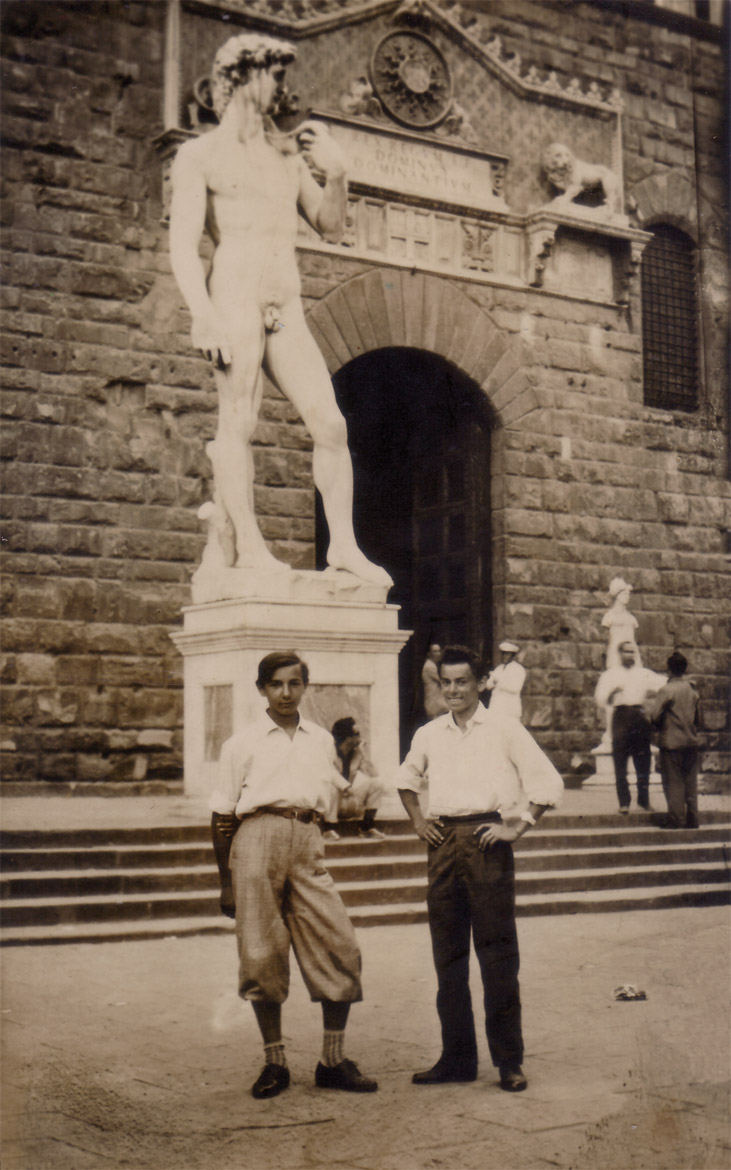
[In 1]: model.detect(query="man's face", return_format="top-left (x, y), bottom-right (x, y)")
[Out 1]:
top-left (439, 661), bottom-right (483, 716)
top-left (429, 644), bottom-right (443, 664)
top-left (259, 663), bottom-right (306, 718)
top-left (619, 645), bottom-right (635, 669)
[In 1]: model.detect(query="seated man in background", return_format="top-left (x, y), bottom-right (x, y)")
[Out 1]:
top-left (322, 717), bottom-right (386, 841)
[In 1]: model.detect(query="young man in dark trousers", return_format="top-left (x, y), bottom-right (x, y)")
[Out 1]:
top-left (648, 651), bottom-right (701, 829)
top-left (397, 644), bottom-right (563, 1092)
top-left (210, 650), bottom-right (378, 1099)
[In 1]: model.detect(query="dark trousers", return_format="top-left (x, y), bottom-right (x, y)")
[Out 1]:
top-left (426, 822), bottom-right (523, 1071)
top-left (659, 746), bottom-right (699, 827)
top-left (612, 706), bottom-right (651, 808)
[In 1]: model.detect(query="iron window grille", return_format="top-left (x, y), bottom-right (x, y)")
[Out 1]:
top-left (641, 224), bottom-right (699, 412)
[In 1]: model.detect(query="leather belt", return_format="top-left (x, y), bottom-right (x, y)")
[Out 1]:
top-left (256, 805), bottom-right (323, 825)
top-left (439, 812), bottom-right (502, 824)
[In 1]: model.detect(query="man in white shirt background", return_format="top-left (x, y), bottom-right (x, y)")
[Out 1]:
top-left (594, 640), bottom-right (666, 814)
top-left (209, 651), bottom-right (378, 1100)
top-left (485, 639), bottom-right (526, 720)
top-left (396, 644), bottom-right (564, 1093)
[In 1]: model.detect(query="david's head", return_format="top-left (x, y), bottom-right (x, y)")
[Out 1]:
top-left (211, 34), bottom-right (296, 118)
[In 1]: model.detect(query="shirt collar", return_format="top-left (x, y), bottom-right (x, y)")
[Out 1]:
top-left (446, 702), bottom-right (488, 732)
top-left (262, 712), bottom-right (311, 735)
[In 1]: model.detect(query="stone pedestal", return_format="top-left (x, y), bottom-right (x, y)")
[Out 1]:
top-left (584, 746), bottom-right (663, 787)
top-left (170, 567), bottom-right (411, 810)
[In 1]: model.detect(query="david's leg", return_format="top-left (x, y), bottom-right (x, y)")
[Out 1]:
top-left (265, 310), bottom-right (392, 585)
top-left (211, 319), bottom-right (287, 571)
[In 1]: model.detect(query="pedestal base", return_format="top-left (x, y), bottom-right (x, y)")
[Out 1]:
top-left (171, 568), bottom-right (411, 806)
top-left (584, 747), bottom-right (663, 787)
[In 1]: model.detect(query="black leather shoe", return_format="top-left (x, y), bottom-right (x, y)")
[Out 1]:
top-left (251, 1063), bottom-right (290, 1099)
top-left (315, 1058), bottom-right (378, 1092)
top-left (499, 1065), bottom-right (527, 1092)
top-left (412, 1061), bottom-right (477, 1085)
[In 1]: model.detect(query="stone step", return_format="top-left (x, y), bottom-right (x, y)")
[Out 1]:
top-left (2, 840), bottom-right (729, 900)
top-left (3, 858), bottom-right (729, 928)
top-left (2, 882), bottom-right (729, 947)
top-left (2, 822), bottom-right (729, 873)
top-left (1, 809), bottom-right (727, 852)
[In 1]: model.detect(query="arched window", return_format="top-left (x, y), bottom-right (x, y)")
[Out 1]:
top-left (641, 224), bottom-right (699, 412)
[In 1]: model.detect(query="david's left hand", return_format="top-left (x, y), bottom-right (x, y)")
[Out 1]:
top-left (297, 121), bottom-right (346, 179)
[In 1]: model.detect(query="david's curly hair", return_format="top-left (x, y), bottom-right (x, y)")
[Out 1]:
top-left (210, 34), bottom-right (296, 119)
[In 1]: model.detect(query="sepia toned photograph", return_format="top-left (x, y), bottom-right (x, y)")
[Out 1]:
top-left (0, 1), bottom-right (729, 1168)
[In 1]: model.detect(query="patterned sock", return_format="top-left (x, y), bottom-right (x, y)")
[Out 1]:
top-left (321, 1029), bottom-right (345, 1068)
top-left (264, 1042), bottom-right (287, 1068)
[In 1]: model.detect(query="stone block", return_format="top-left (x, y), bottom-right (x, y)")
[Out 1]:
top-left (503, 508), bottom-right (553, 538)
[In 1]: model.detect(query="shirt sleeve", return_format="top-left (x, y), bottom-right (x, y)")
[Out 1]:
top-left (646, 685), bottom-right (671, 726)
top-left (505, 721), bottom-right (564, 807)
top-left (394, 724), bottom-right (430, 793)
top-left (594, 669), bottom-right (617, 707)
top-left (208, 734), bottom-right (244, 815)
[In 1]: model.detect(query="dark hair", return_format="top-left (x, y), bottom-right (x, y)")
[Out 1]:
top-left (332, 716), bottom-right (357, 743)
top-left (256, 651), bottom-right (309, 689)
top-left (667, 651), bottom-right (688, 676)
top-left (438, 644), bottom-right (485, 681)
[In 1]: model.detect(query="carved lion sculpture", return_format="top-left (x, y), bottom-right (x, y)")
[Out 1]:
top-left (542, 142), bottom-right (624, 216)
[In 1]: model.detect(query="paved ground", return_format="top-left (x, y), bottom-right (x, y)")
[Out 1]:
top-left (2, 904), bottom-right (730, 1170)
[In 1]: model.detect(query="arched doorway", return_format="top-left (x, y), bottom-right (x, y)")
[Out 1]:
top-left (315, 347), bottom-right (494, 753)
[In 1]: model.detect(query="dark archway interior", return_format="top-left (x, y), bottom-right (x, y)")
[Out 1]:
top-left (315, 347), bottom-right (494, 754)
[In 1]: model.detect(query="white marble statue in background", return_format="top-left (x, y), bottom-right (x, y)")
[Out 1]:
top-left (169, 33), bottom-right (391, 587)
top-left (593, 577), bottom-right (641, 753)
top-left (602, 577), bottom-right (641, 669)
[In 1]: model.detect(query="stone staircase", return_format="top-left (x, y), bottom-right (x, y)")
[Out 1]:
top-left (1, 810), bottom-right (729, 946)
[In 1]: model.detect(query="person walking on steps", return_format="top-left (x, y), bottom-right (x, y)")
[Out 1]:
top-left (648, 651), bottom-right (701, 830)
top-left (594, 641), bottom-right (664, 814)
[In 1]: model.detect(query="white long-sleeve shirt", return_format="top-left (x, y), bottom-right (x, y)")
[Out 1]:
top-left (486, 660), bottom-right (526, 719)
top-left (395, 703), bottom-right (563, 818)
top-left (594, 665), bottom-right (666, 709)
top-left (209, 713), bottom-right (345, 818)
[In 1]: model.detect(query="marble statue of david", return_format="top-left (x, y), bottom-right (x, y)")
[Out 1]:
top-left (169, 34), bottom-right (391, 586)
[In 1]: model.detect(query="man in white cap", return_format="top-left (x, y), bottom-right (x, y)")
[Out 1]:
top-left (485, 642), bottom-right (526, 721)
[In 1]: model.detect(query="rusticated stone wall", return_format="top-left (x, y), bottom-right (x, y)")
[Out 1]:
top-left (1, 0), bottom-right (728, 790)
top-left (0, 1), bottom-right (318, 788)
